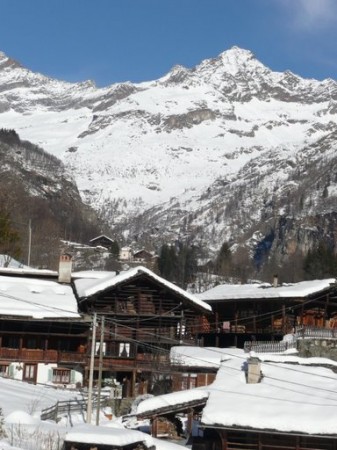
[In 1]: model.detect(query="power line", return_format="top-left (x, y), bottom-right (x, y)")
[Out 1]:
top-left (3, 281), bottom-right (337, 399)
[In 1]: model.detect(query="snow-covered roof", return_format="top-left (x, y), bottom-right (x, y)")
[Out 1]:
top-left (170, 346), bottom-right (241, 368)
top-left (0, 275), bottom-right (80, 319)
top-left (201, 351), bottom-right (337, 435)
top-left (74, 266), bottom-right (212, 313)
top-left (198, 279), bottom-right (336, 302)
top-left (135, 347), bottom-right (337, 436)
top-left (89, 234), bottom-right (114, 243)
top-left (65, 424), bottom-right (154, 447)
top-left (135, 388), bottom-right (209, 416)
top-left (72, 270), bottom-right (117, 279)
top-left (0, 265), bottom-right (57, 277)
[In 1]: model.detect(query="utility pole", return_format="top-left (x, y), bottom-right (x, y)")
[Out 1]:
top-left (27, 219), bottom-right (32, 267)
top-left (87, 312), bottom-right (97, 424)
top-left (96, 316), bottom-right (105, 426)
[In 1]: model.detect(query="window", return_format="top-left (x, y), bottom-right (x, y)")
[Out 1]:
top-left (52, 368), bottom-right (71, 384)
top-left (0, 365), bottom-right (9, 376)
top-left (25, 338), bottom-right (37, 349)
top-left (181, 373), bottom-right (197, 390)
top-left (119, 343), bottom-right (130, 357)
top-left (95, 342), bottom-right (106, 356)
top-left (5, 336), bottom-right (19, 349)
top-left (23, 364), bottom-right (37, 382)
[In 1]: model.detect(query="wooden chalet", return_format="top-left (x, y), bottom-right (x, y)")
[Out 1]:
top-left (133, 249), bottom-right (156, 263)
top-left (0, 268), bottom-right (89, 385)
top-left (131, 350), bottom-right (337, 450)
top-left (89, 235), bottom-right (114, 248)
top-left (0, 257), bottom-right (211, 392)
top-left (73, 266), bottom-right (212, 397)
top-left (192, 353), bottom-right (337, 450)
top-left (197, 278), bottom-right (337, 348)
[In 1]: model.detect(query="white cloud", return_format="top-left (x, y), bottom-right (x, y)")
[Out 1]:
top-left (277, 0), bottom-right (337, 31)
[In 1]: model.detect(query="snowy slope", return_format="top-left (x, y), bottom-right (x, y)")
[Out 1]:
top-left (1, 47), bottom-right (337, 256)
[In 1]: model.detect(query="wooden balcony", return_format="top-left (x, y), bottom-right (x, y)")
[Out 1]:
top-left (0, 348), bottom-right (87, 365)
top-left (0, 347), bottom-right (170, 372)
top-left (99, 353), bottom-right (170, 372)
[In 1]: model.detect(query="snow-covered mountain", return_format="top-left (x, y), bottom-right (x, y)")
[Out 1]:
top-left (1, 47), bottom-right (337, 268)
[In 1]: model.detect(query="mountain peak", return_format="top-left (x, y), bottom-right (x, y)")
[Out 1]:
top-left (0, 51), bottom-right (22, 70)
top-left (221, 46), bottom-right (255, 59)
top-left (194, 46), bottom-right (269, 80)
top-left (217, 46), bottom-right (267, 75)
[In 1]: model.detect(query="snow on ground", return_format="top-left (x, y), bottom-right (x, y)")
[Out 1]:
top-left (2, 347), bottom-right (336, 449)
top-left (0, 377), bottom-right (80, 417)
top-left (0, 378), bottom-right (83, 449)
top-left (0, 377), bottom-right (190, 450)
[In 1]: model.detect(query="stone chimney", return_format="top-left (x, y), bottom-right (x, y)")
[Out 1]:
top-left (247, 357), bottom-right (262, 384)
top-left (58, 253), bottom-right (72, 283)
top-left (273, 274), bottom-right (278, 288)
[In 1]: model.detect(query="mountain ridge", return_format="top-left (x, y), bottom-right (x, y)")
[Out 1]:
top-left (0, 46), bottom-right (337, 277)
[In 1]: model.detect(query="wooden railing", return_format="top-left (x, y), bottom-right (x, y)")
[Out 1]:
top-left (101, 353), bottom-right (169, 371)
top-left (0, 348), bottom-right (87, 364)
top-left (40, 392), bottom-right (110, 422)
top-left (0, 347), bottom-right (169, 371)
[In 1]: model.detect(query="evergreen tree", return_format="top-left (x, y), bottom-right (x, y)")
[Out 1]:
top-left (158, 244), bottom-right (178, 282)
top-left (215, 241), bottom-right (232, 277)
top-left (303, 243), bottom-right (337, 279)
top-left (110, 240), bottom-right (120, 258)
top-left (158, 242), bottom-right (197, 287)
top-left (0, 212), bottom-right (21, 266)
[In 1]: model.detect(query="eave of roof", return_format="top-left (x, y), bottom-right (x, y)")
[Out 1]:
top-left (197, 279), bottom-right (336, 302)
top-left (75, 266), bottom-right (212, 313)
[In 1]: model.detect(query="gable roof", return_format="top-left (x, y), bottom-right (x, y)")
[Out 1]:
top-left (198, 279), bottom-right (336, 302)
top-left (74, 265), bottom-right (212, 313)
top-left (134, 388), bottom-right (209, 418)
top-left (89, 234), bottom-right (114, 244)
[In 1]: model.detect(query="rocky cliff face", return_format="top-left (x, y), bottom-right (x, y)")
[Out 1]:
top-left (0, 47), bottom-right (336, 274)
top-left (0, 129), bottom-right (100, 269)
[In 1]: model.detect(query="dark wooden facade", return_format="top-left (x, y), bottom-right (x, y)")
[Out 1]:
top-left (0, 268), bottom-right (89, 385)
top-left (0, 317), bottom-right (89, 384)
top-left (0, 267), bottom-right (210, 390)
top-left (89, 235), bottom-right (114, 248)
top-left (76, 269), bottom-right (211, 396)
top-left (199, 283), bottom-right (337, 348)
top-left (192, 428), bottom-right (337, 450)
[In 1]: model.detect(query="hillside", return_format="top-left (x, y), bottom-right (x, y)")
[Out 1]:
top-left (0, 129), bottom-right (101, 269)
top-left (0, 47), bottom-right (337, 278)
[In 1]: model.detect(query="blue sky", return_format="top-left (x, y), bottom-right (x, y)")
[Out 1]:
top-left (1, 0), bottom-right (337, 87)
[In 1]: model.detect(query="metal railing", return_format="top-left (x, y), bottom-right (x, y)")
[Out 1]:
top-left (243, 340), bottom-right (296, 354)
top-left (295, 326), bottom-right (337, 339)
top-left (244, 326), bottom-right (337, 353)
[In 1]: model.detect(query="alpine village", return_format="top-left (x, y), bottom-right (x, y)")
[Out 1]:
top-left (1, 44), bottom-right (337, 450)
